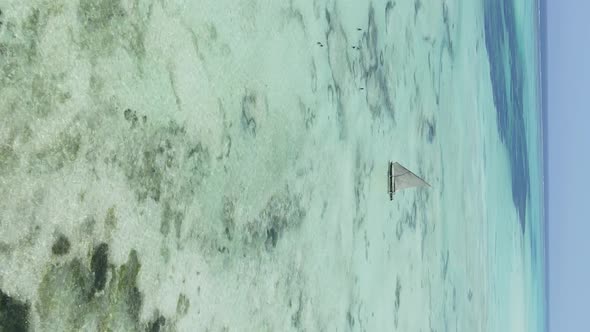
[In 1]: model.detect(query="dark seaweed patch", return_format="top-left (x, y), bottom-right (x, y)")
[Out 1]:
top-left (299, 98), bottom-right (316, 130)
top-left (241, 93), bottom-right (258, 136)
top-left (385, 1), bottom-right (396, 32)
top-left (0, 289), bottom-right (30, 332)
top-left (395, 175), bottom-right (431, 243)
top-left (21, 8), bottom-right (47, 63)
top-left (222, 196), bottom-right (235, 241)
top-left (105, 206), bottom-right (117, 231)
top-left (360, 6), bottom-right (396, 121)
top-left (77, 0), bottom-right (145, 61)
top-left (442, 2), bottom-right (454, 59)
top-left (0, 242), bottom-right (12, 255)
top-left (441, 249), bottom-right (449, 280)
top-left (37, 258), bottom-right (92, 329)
top-left (283, 1), bottom-right (306, 33)
top-left (420, 117), bottom-right (436, 144)
top-left (186, 142), bottom-right (211, 187)
top-left (420, 214), bottom-right (428, 260)
top-left (52, 234), bottom-right (71, 256)
top-left (176, 293), bottom-right (190, 316)
top-left (37, 249), bottom-right (147, 330)
top-left (346, 309), bottom-right (355, 328)
top-left (160, 201), bottom-right (184, 239)
top-left (124, 108), bottom-right (139, 127)
top-left (31, 73), bottom-right (57, 117)
top-left (120, 120), bottom-right (211, 204)
top-left (91, 243), bottom-right (109, 295)
top-left (322, 5), bottom-right (350, 139)
top-left (353, 147), bottom-right (373, 230)
top-left (291, 291), bottom-right (303, 329)
top-left (426, 121), bottom-right (436, 143)
top-left (118, 250), bottom-right (143, 321)
top-left (0, 144), bottom-right (18, 175)
top-left (243, 186), bottom-right (306, 252)
top-left (266, 227), bottom-right (278, 249)
top-left (257, 188), bottom-right (306, 251)
top-left (395, 219), bottom-right (403, 240)
top-left (394, 276), bottom-right (401, 328)
top-left (324, 8), bottom-right (332, 26)
top-left (406, 202), bottom-right (418, 229)
top-left (310, 61), bottom-right (318, 92)
top-left (414, 0), bottom-right (422, 22)
top-left (326, 84), bottom-right (347, 139)
top-left (33, 130), bottom-right (81, 173)
top-left (453, 286), bottom-right (457, 311)
top-left (78, 0), bottom-right (124, 31)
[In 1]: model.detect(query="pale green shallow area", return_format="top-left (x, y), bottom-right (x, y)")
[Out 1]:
top-left (0, 0), bottom-right (542, 331)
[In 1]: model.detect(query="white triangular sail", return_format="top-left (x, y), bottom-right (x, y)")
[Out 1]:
top-left (388, 162), bottom-right (430, 200)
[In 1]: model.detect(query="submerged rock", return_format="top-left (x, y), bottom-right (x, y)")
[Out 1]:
top-left (0, 289), bottom-right (30, 332)
top-left (91, 243), bottom-right (109, 295)
top-left (51, 234), bottom-right (71, 256)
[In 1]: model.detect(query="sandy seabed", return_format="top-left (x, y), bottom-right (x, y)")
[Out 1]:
top-left (0, 0), bottom-right (537, 331)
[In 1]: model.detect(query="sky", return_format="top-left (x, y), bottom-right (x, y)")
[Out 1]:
top-left (543, 0), bottom-right (590, 331)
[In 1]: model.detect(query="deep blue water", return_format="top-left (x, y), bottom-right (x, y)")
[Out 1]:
top-left (483, 0), bottom-right (530, 233)
top-left (539, 0), bottom-right (549, 329)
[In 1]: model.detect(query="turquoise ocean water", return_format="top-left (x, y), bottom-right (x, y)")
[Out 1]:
top-left (0, 0), bottom-right (545, 330)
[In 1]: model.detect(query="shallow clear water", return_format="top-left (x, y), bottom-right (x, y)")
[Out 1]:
top-left (0, 0), bottom-right (545, 331)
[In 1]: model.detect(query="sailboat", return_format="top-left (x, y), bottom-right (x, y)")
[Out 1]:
top-left (388, 162), bottom-right (430, 200)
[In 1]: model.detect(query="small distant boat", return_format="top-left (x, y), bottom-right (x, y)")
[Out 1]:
top-left (388, 162), bottom-right (430, 200)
